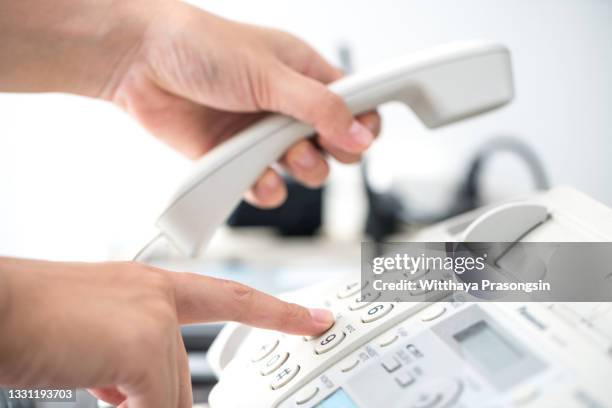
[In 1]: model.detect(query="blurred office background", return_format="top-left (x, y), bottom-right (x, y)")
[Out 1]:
top-left (1, 0), bottom-right (611, 262)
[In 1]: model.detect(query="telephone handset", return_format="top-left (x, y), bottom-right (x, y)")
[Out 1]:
top-left (136, 40), bottom-right (514, 260)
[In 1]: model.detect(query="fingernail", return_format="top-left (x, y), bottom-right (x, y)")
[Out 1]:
top-left (258, 172), bottom-right (279, 194)
top-left (348, 120), bottom-right (374, 148)
top-left (296, 147), bottom-right (318, 170)
top-left (309, 308), bottom-right (335, 328)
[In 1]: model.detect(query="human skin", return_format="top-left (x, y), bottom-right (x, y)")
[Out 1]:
top-left (0, 258), bottom-right (335, 407)
top-left (0, 0), bottom-right (381, 406)
top-left (0, 0), bottom-right (380, 206)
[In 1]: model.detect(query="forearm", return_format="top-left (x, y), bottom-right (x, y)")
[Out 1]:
top-left (0, 258), bottom-right (51, 386)
top-left (0, 0), bottom-right (159, 98)
top-left (0, 259), bottom-right (19, 383)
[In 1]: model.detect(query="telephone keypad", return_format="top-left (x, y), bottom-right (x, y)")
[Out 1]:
top-left (361, 303), bottom-right (394, 323)
top-left (260, 351), bottom-right (289, 376)
top-left (270, 364), bottom-right (300, 390)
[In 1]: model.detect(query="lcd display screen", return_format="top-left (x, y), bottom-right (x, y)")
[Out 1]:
top-left (314, 388), bottom-right (358, 408)
top-left (454, 320), bottom-right (523, 373)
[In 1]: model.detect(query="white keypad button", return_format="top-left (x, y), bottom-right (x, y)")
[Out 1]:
top-left (512, 386), bottom-right (540, 406)
top-left (295, 386), bottom-right (320, 405)
top-left (407, 378), bottom-right (463, 408)
top-left (251, 339), bottom-right (279, 362)
top-left (420, 304), bottom-right (447, 322)
top-left (381, 356), bottom-right (401, 373)
top-left (410, 392), bottom-right (442, 408)
top-left (348, 291), bottom-right (381, 311)
top-left (260, 352), bottom-right (289, 376)
top-left (378, 333), bottom-right (399, 347)
top-left (361, 303), bottom-right (394, 323)
top-left (340, 358), bottom-right (360, 373)
top-left (395, 371), bottom-right (415, 388)
top-left (270, 364), bottom-right (300, 390)
top-left (337, 280), bottom-right (368, 299)
top-left (410, 285), bottom-right (434, 297)
top-left (304, 320), bottom-right (337, 341)
top-left (314, 330), bottom-right (346, 354)
top-left (404, 267), bottom-right (429, 280)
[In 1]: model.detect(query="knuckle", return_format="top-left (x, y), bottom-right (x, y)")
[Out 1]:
top-left (223, 280), bottom-right (256, 321)
top-left (145, 268), bottom-right (175, 298)
top-left (309, 92), bottom-right (350, 137)
top-left (251, 60), bottom-right (280, 110)
top-left (313, 91), bottom-right (344, 121)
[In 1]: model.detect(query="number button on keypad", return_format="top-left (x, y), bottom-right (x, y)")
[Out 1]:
top-left (251, 339), bottom-right (279, 362)
top-left (361, 303), bottom-right (394, 323)
top-left (314, 330), bottom-right (346, 354)
top-left (337, 280), bottom-right (368, 299)
top-left (270, 364), bottom-right (300, 390)
top-left (348, 291), bottom-right (381, 311)
top-left (260, 352), bottom-right (289, 376)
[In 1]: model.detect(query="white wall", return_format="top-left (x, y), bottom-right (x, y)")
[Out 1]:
top-left (1, 0), bottom-right (610, 260)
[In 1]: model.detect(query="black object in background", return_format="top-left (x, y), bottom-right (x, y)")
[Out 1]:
top-left (228, 180), bottom-right (323, 237)
top-left (363, 135), bottom-right (551, 245)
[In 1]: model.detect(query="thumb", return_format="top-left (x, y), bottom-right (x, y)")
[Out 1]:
top-left (261, 64), bottom-right (374, 154)
top-left (170, 272), bottom-right (334, 336)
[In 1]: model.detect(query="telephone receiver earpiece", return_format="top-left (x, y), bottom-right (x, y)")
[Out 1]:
top-left (146, 41), bottom-right (514, 258)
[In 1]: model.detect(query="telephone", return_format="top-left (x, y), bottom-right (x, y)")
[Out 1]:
top-left (128, 41), bottom-right (612, 407)
top-left (206, 187), bottom-right (612, 408)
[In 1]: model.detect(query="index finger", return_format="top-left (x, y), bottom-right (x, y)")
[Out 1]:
top-left (170, 272), bottom-right (334, 336)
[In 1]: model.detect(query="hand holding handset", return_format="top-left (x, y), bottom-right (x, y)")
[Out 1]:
top-left (136, 41), bottom-right (513, 261)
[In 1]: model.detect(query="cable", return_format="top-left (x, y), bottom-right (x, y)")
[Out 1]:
top-left (365, 135), bottom-right (551, 235)
top-left (449, 135), bottom-right (550, 218)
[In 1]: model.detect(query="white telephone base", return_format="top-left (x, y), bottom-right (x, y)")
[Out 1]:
top-left (208, 187), bottom-right (612, 408)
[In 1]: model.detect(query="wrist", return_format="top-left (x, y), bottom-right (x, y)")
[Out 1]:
top-left (0, 0), bottom-right (166, 98)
